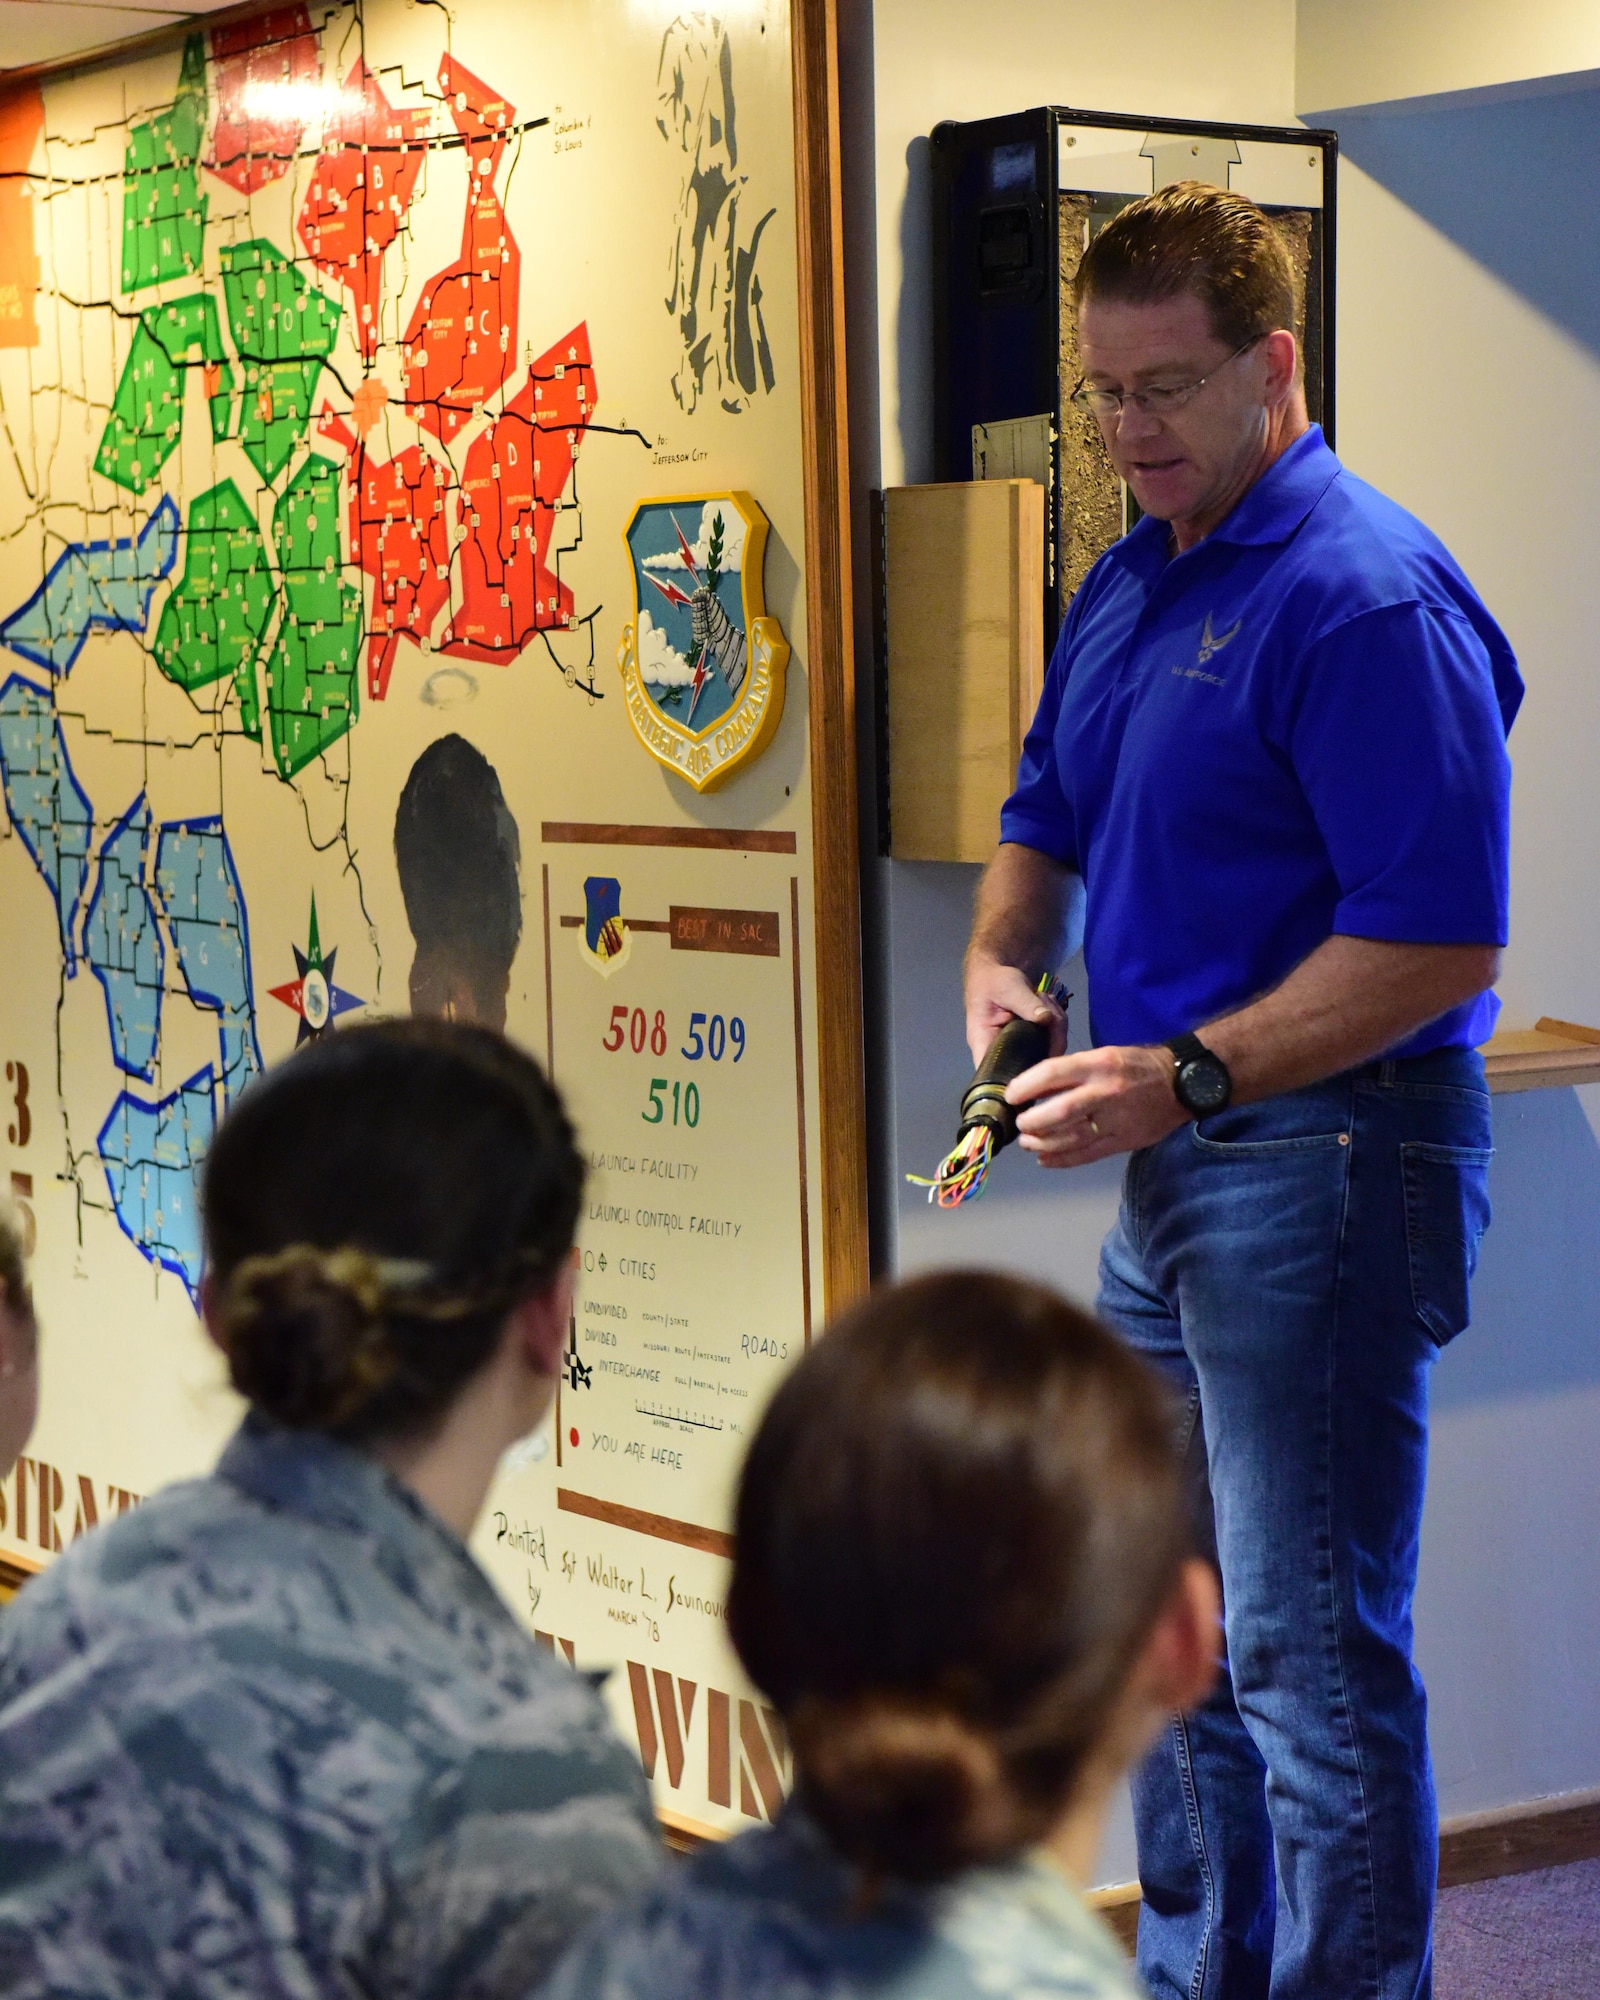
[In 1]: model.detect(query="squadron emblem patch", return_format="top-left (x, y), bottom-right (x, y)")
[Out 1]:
top-left (617, 491), bottom-right (789, 792)
top-left (580, 875), bottom-right (631, 977)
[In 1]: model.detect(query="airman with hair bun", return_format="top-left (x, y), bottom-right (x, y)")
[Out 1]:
top-left (0, 1018), bottom-right (662, 1998)
top-left (544, 1268), bottom-right (1219, 2000)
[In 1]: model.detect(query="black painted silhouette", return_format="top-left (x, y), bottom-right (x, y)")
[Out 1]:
top-left (394, 734), bottom-right (522, 1031)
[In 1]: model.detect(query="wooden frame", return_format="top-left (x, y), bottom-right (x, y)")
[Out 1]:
top-left (0, 0), bottom-right (869, 1840)
top-left (0, 1545), bottom-right (42, 1602)
top-left (791, 0), bottom-right (869, 1313)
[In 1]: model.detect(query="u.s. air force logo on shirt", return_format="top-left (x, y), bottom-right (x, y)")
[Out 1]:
top-left (1197, 611), bottom-right (1241, 665)
top-left (1175, 611), bottom-right (1242, 686)
top-left (616, 491), bottom-right (790, 793)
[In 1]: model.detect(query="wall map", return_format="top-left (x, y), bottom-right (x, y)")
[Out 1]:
top-left (0, 0), bottom-right (821, 1839)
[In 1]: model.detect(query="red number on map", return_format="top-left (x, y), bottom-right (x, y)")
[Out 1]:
top-left (602, 1006), bottom-right (628, 1053)
top-left (5, 1061), bottom-right (29, 1148)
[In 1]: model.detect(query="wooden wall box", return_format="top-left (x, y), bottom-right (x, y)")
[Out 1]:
top-left (882, 478), bottom-right (1045, 862)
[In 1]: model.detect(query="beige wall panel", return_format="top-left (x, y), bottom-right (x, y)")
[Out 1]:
top-left (884, 479), bottom-right (1042, 862)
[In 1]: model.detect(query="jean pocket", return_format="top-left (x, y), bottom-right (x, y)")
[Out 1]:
top-left (1402, 1141), bottom-right (1493, 1346)
top-left (1190, 1111), bottom-right (1349, 1156)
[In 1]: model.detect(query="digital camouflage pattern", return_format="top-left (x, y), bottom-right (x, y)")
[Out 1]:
top-left (0, 1413), bottom-right (662, 1998)
top-left (542, 1802), bottom-right (1148, 2000)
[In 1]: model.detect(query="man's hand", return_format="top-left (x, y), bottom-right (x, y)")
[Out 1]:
top-left (963, 955), bottom-right (1065, 1067)
top-left (1006, 1043), bottom-right (1186, 1168)
top-left (962, 846), bottom-right (1083, 1063)
top-left (992, 935), bottom-right (1501, 1173)
top-left (962, 838), bottom-right (1501, 1176)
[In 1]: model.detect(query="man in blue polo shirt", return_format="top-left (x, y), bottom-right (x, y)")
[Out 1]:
top-left (965, 183), bottom-right (1521, 2000)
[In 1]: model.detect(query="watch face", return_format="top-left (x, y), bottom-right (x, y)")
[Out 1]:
top-left (1179, 1057), bottom-right (1230, 1114)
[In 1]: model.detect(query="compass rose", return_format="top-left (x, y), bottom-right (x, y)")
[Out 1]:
top-left (269, 895), bottom-right (364, 1044)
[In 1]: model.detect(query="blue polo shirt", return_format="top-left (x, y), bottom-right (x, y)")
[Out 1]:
top-left (1000, 427), bottom-right (1522, 1058)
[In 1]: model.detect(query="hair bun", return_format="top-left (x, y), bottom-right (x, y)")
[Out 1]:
top-left (217, 1246), bottom-right (400, 1431)
top-left (790, 1698), bottom-right (1033, 1884)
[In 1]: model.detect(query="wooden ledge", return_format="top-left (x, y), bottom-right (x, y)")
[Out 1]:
top-left (0, 1545), bottom-right (43, 1602)
top-left (1482, 1017), bottom-right (1600, 1094)
top-left (1090, 1782), bottom-right (1600, 1951)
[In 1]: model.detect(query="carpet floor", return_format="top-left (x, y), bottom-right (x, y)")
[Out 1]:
top-left (1436, 1856), bottom-right (1600, 1998)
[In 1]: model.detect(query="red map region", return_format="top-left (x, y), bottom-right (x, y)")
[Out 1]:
top-left (441, 324), bottom-right (595, 666)
top-left (401, 56), bottom-right (520, 443)
top-left (206, 7), bottom-right (318, 195)
top-left (316, 401), bottom-right (357, 452)
top-left (296, 60), bottom-right (429, 360)
top-left (348, 444), bottom-right (457, 698)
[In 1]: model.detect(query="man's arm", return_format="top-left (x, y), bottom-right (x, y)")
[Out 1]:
top-left (1006, 933), bottom-right (1499, 1169)
top-left (963, 842), bottom-right (1086, 1062)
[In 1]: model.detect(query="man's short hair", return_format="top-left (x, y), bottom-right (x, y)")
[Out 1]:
top-left (1075, 181), bottom-right (1296, 354)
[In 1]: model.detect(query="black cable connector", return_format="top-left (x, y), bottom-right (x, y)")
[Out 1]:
top-left (956, 1011), bottom-right (1056, 1153)
top-left (908, 984), bottom-right (1070, 1208)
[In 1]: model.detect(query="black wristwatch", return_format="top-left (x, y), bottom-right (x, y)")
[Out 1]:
top-left (1166, 1032), bottom-right (1232, 1116)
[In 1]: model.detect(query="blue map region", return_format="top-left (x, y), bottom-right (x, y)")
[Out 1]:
top-left (84, 795), bottom-right (165, 1081)
top-left (0, 673), bottom-right (95, 972)
top-left (0, 496), bottom-right (180, 679)
top-left (88, 815), bottom-right (260, 1303)
top-left (154, 815), bottom-right (261, 1100)
top-left (97, 1064), bottom-right (215, 1298)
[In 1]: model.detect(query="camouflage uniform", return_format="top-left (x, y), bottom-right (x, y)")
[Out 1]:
top-left (0, 1413), bottom-right (662, 1998)
top-left (542, 1801), bottom-right (1148, 2000)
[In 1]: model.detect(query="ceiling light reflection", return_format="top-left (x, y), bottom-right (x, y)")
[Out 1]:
top-left (236, 79), bottom-right (372, 128)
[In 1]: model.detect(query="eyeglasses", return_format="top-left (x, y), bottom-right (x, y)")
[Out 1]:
top-left (1068, 336), bottom-right (1263, 423)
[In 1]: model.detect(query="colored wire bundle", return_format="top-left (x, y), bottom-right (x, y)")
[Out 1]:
top-left (907, 1121), bottom-right (996, 1208)
top-left (908, 977), bottom-right (1069, 1211)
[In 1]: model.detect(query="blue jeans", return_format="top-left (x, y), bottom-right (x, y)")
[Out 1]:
top-left (1097, 1051), bottom-right (1492, 2000)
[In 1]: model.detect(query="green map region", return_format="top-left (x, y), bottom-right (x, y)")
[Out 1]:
top-left (121, 34), bottom-right (207, 293)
